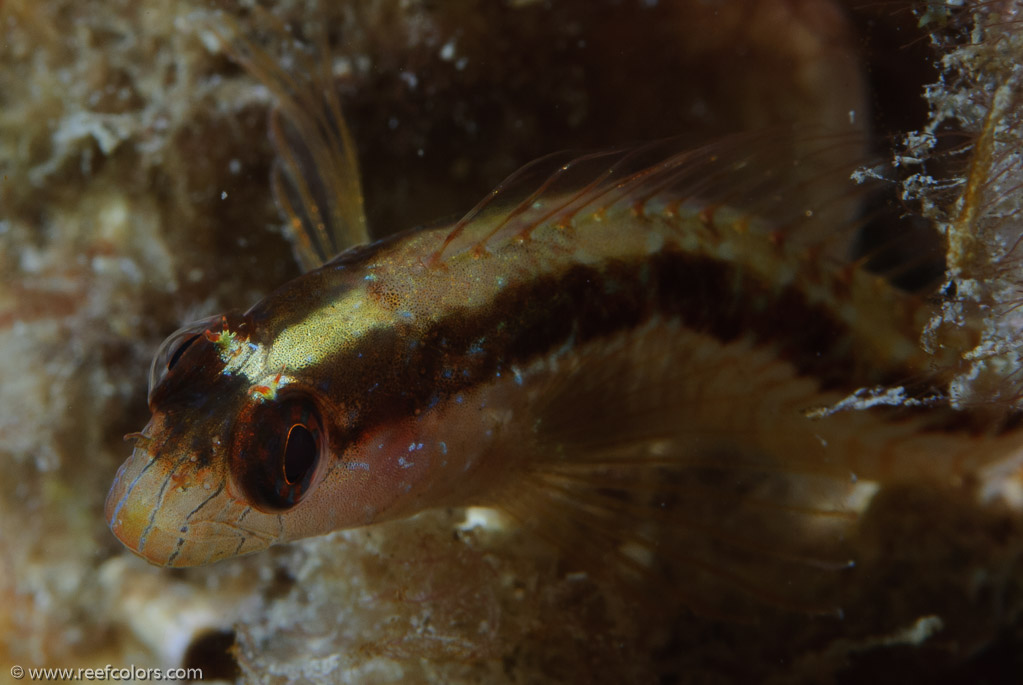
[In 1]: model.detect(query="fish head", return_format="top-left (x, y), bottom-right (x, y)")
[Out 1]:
top-left (105, 310), bottom-right (337, 566)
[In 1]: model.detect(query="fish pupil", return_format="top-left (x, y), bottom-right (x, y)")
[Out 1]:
top-left (283, 423), bottom-right (317, 486)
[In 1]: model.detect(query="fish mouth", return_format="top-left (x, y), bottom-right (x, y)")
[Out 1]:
top-left (105, 441), bottom-right (280, 567)
top-left (105, 443), bottom-right (182, 565)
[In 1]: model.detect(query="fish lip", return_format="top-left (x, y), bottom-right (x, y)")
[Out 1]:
top-left (103, 447), bottom-right (204, 567)
top-left (105, 441), bottom-right (168, 562)
top-left (105, 434), bottom-right (278, 567)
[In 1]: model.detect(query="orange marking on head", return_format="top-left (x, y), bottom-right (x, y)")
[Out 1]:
top-left (170, 469), bottom-right (189, 488)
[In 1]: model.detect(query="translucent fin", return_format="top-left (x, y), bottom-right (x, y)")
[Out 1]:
top-left (490, 320), bottom-right (862, 619)
top-left (432, 129), bottom-right (874, 266)
top-left (211, 8), bottom-right (369, 271)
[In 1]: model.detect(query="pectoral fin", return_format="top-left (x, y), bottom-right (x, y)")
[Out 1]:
top-left (491, 320), bottom-right (863, 618)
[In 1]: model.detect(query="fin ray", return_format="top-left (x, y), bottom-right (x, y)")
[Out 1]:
top-left (434, 129), bottom-right (873, 265)
top-left (212, 8), bottom-right (369, 271)
top-left (487, 320), bottom-right (865, 617)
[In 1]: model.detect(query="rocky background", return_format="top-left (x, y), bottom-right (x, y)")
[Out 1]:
top-left (2, 1), bottom-right (1022, 683)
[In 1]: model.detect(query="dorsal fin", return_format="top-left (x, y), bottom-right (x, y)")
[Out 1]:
top-left (211, 8), bottom-right (369, 271)
top-left (431, 130), bottom-right (875, 266)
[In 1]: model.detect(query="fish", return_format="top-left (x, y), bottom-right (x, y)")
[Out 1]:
top-left (105, 13), bottom-right (1023, 615)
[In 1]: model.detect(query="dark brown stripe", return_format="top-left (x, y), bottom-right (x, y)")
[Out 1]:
top-left (320, 243), bottom-right (900, 450)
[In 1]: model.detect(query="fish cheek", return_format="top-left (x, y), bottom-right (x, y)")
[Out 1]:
top-left (229, 393), bottom-right (328, 513)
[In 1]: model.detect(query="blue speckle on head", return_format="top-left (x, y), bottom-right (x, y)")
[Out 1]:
top-left (408, 443), bottom-right (416, 452)
top-left (513, 367), bottom-right (524, 385)
top-left (364, 273), bottom-right (377, 282)
top-left (439, 441), bottom-right (448, 455)
top-left (455, 394), bottom-right (464, 404)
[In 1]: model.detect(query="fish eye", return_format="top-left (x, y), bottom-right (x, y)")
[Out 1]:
top-left (230, 394), bottom-right (326, 511)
